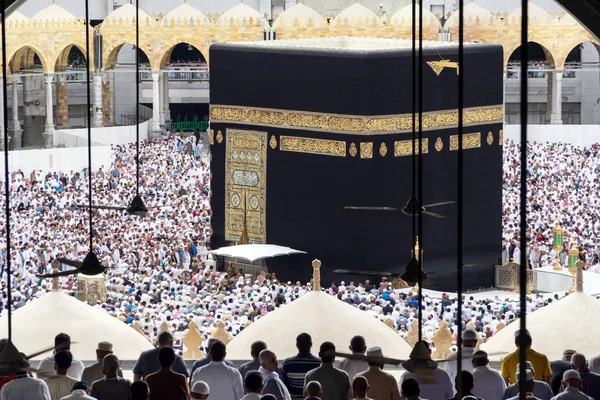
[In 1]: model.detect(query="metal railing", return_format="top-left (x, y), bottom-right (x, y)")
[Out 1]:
top-left (495, 262), bottom-right (535, 293)
top-left (170, 121), bottom-right (209, 132)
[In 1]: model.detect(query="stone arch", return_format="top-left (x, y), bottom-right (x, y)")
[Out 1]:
top-left (156, 40), bottom-right (210, 71)
top-left (504, 41), bottom-right (556, 70)
top-left (103, 42), bottom-right (152, 71)
top-left (157, 41), bottom-right (209, 70)
top-left (8, 45), bottom-right (50, 73)
top-left (54, 44), bottom-right (87, 72)
top-left (555, 39), bottom-right (600, 72)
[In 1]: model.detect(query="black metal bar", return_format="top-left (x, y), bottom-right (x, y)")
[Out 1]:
top-left (457, 0), bottom-right (465, 396)
top-left (135, 0), bottom-right (140, 195)
top-left (519, 1), bottom-right (529, 399)
top-left (85, 0), bottom-right (93, 250)
top-left (412, 0), bottom-right (420, 342)
top-left (417, 0), bottom-right (424, 342)
top-left (0, 0), bottom-right (11, 341)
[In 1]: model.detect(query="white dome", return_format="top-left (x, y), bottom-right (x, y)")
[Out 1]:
top-left (391, 4), bottom-right (442, 29)
top-left (0, 291), bottom-right (153, 361)
top-left (220, 3), bottom-right (262, 24)
top-left (273, 3), bottom-right (324, 28)
top-left (445, 2), bottom-right (494, 28)
top-left (333, 3), bottom-right (381, 26)
top-left (164, 2), bottom-right (208, 25)
top-left (227, 290), bottom-right (412, 360)
top-left (106, 3), bottom-right (151, 23)
top-left (507, 3), bottom-right (551, 25)
top-left (32, 4), bottom-right (75, 21)
top-left (7, 11), bottom-right (28, 22)
top-left (482, 291), bottom-right (600, 361)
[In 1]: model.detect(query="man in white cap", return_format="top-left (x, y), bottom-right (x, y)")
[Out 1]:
top-left (505, 368), bottom-right (541, 400)
top-left (81, 342), bottom-right (122, 385)
top-left (550, 370), bottom-right (594, 400)
top-left (354, 347), bottom-right (400, 400)
top-left (191, 381), bottom-right (210, 399)
top-left (504, 361), bottom-right (553, 400)
top-left (445, 329), bottom-right (478, 382)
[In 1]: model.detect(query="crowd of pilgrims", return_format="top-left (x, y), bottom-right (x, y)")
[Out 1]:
top-left (0, 136), bottom-right (599, 396)
top-left (502, 141), bottom-right (600, 270)
top-left (2, 330), bottom-right (600, 400)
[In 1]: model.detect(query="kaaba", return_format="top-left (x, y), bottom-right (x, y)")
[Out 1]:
top-left (209, 37), bottom-right (504, 291)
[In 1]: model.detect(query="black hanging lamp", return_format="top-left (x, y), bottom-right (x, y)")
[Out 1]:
top-left (80, 0), bottom-right (98, 271)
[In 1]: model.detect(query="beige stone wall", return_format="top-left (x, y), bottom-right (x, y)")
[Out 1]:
top-left (1, 12), bottom-right (597, 75)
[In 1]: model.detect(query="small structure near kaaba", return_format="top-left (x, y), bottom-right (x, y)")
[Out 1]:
top-left (210, 37), bottom-right (504, 291)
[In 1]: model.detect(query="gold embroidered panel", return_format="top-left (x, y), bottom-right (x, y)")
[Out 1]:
top-left (280, 136), bottom-right (346, 157)
top-left (450, 133), bottom-right (481, 151)
top-left (211, 104), bottom-right (503, 136)
top-left (394, 139), bottom-right (429, 157)
top-left (225, 129), bottom-right (267, 244)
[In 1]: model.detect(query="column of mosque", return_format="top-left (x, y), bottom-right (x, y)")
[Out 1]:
top-left (550, 71), bottom-right (563, 124)
top-left (43, 74), bottom-right (55, 148)
top-left (159, 72), bottom-right (165, 126)
top-left (0, 78), bottom-right (4, 151)
top-left (93, 72), bottom-right (103, 127)
top-left (163, 71), bottom-right (170, 124)
top-left (55, 74), bottom-right (69, 128)
top-left (11, 78), bottom-right (22, 149)
top-left (151, 72), bottom-right (161, 136)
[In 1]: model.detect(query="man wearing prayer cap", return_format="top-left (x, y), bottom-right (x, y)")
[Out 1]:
top-left (444, 329), bottom-right (478, 382)
top-left (504, 361), bottom-right (553, 400)
top-left (550, 350), bottom-right (577, 395)
top-left (551, 370), bottom-right (593, 400)
top-left (505, 368), bottom-right (540, 400)
top-left (401, 341), bottom-right (453, 400)
top-left (354, 347), bottom-right (401, 400)
top-left (501, 329), bottom-right (552, 386)
top-left (81, 341), bottom-right (123, 385)
top-left (191, 381), bottom-right (210, 399)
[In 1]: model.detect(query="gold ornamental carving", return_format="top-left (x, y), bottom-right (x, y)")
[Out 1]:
top-left (216, 130), bottom-right (224, 143)
top-left (379, 142), bottom-right (388, 157)
top-left (450, 132), bottom-right (481, 151)
top-left (280, 136), bottom-right (346, 157)
top-left (487, 131), bottom-right (494, 145)
top-left (209, 130), bottom-right (215, 145)
top-left (435, 137), bottom-right (444, 152)
top-left (360, 142), bottom-right (373, 159)
top-left (269, 135), bottom-right (278, 149)
top-left (349, 143), bottom-right (358, 157)
top-left (210, 104), bottom-right (503, 136)
top-left (225, 129), bottom-right (267, 244)
top-left (394, 139), bottom-right (429, 157)
top-left (427, 60), bottom-right (460, 76)
top-left (499, 130), bottom-right (504, 145)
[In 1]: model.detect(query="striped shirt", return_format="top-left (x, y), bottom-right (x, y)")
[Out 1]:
top-left (281, 353), bottom-right (321, 398)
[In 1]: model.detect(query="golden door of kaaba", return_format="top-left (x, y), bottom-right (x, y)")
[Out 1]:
top-left (225, 129), bottom-right (267, 243)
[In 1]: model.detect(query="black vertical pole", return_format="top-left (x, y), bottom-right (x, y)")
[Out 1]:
top-left (417, 0), bottom-right (424, 342)
top-left (412, 0), bottom-right (421, 343)
top-left (85, 0), bottom-right (93, 250)
top-left (519, 1), bottom-right (529, 399)
top-left (0, 0), bottom-right (11, 341)
top-left (456, 0), bottom-right (465, 396)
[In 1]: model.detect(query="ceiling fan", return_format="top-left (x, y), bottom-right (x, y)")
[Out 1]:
top-left (74, 194), bottom-right (170, 218)
top-left (334, 261), bottom-right (481, 283)
top-left (345, 196), bottom-right (455, 219)
top-left (37, 253), bottom-right (108, 278)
